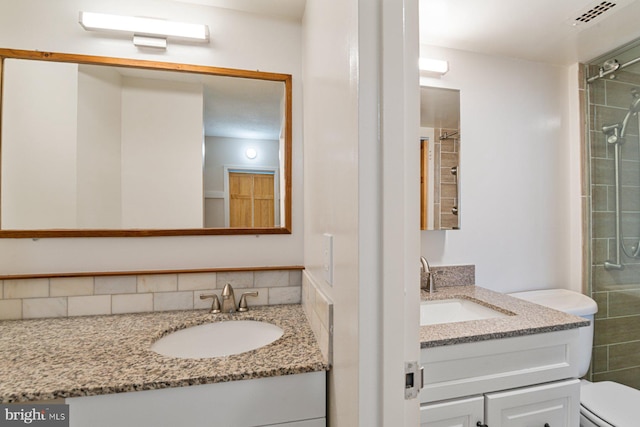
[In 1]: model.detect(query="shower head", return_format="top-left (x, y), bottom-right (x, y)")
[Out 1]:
top-left (603, 123), bottom-right (622, 144)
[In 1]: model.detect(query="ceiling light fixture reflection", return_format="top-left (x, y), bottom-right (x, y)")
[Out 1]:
top-left (79, 12), bottom-right (209, 48)
top-left (245, 148), bottom-right (258, 159)
top-left (419, 58), bottom-right (449, 76)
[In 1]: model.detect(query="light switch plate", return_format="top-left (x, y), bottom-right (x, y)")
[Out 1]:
top-left (323, 233), bottom-right (333, 286)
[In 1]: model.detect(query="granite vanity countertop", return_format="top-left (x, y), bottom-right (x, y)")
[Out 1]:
top-left (420, 285), bottom-right (590, 348)
top-left (0, 304), bottom-right (328, 403)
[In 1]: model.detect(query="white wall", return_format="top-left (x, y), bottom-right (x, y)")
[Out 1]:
top-left (302, 0), bottom-right (360, 424)
top-left (303, 0), bottom-right (421, 424)
top-left (121, 77), bottom-right (203, 228)
top-left (419, 45), bottom-right (581, 293)
top-left (77, 65), bottom-right (123, 228)
top-left (0, 0), bottom-right (303, 274)
top-left (1, 60), bottom-right (79, 229)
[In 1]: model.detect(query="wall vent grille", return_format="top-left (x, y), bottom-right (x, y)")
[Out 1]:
top-left (575, 1), bottom-right (617, 24)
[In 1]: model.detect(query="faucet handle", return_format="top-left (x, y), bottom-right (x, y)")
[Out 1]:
top-left (199, 293), bottom-right (221, 313)
top-left (237, 291), bottom-right (259, 312)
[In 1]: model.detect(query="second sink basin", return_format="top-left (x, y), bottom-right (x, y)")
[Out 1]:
top-left (420, 298), bottom-right (509, 326)
top-left (151, 320), bottom-right (284, 359)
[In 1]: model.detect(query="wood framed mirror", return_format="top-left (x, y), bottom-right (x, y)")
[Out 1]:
top-left (0, 49), bottom-right (292, 237)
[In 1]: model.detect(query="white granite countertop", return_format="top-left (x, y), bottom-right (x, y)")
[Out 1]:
top-left (420, 286), bottom-right (590, 348)
top-left (0, 305), bottom-right (328, 403)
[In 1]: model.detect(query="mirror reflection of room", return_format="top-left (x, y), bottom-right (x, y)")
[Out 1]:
top-left (420, 86), bottom-right (460, 230)
top-left (1, 58), bottom-right (287, 231)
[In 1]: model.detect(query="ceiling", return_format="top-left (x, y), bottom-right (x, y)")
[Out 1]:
top-left (419, 0), bottom-right (640, 65)
top-left (106, 66), bottom-right (284, 140)
top-left (161, 0), bottom-right (640, 137)
top-left (174, 0), bottom-right (640, 66)
top-left (172, 0), bottom-right (306, 21)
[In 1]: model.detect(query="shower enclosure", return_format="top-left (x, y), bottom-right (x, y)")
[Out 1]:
top-left (585, 38), bottom-right (640, 390)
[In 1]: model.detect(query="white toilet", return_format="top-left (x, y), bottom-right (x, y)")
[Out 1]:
top-left (508, 288), bottom-right (640, 427)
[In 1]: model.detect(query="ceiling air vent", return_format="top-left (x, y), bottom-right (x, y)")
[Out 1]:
top-left (574, 1), bottom-right (617, 24)
top-left (567, 0), bottom-right (637, 29)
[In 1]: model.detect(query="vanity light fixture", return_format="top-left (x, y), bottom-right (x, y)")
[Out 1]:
top-left (419, 58), bottom-right (449, 76)
top-left (245, 148), bottom-right (258, 160)
top-left (79, 12), bottom-right (209, 49)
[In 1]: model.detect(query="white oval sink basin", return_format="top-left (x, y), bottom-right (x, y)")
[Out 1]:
top-left (151, 320), bottom-right (284, 359)
top-left (421, 298), bottom-right (509, 326)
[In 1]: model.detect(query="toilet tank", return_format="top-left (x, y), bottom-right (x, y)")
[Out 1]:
top-left (508, 289), bottom-right (598, 378)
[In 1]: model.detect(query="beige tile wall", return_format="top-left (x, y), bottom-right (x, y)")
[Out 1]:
top-left (434, 127), bottom-right (460, 230)
top-left (0, 269), bottom-right (302, 320)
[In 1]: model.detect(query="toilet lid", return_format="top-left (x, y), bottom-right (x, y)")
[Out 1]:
top-left (581, 381), bottom-right (640, 426)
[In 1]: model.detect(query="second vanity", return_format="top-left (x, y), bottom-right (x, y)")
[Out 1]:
top-left (0, 305), bottom-right (328, 427)
top-left (419, 285), bottom-right (589, 427)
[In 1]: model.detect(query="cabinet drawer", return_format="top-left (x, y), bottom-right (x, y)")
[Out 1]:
top-left (485, 379), bottom-right (580, 427)
top-left (420, 396), bottom-right (484, 427)
top-left (421, 329), bottom-right (579, 403)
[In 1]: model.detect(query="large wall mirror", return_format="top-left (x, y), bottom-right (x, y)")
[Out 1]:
top-left (0, 49), bottom-right (292, 237)
top-left (420, 86), bottom-right (460, 230)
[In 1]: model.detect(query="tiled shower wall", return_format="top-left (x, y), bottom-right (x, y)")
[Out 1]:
top-left (434, 127), bottom-right (460, 230)
top-left (0, 268), bottom-right (302, 320)
top-left (586, 63), bottom-right (640, 389)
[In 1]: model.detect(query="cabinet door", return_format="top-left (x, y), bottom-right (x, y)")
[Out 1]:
top-left (420, 395), bottom-right (484, 427)
top-left (485, 379), bottom-right (580, 427)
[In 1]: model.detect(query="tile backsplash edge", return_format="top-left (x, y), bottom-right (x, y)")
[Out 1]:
top-left (301, 271), bottom-right (333, 365)
top-left (0, 269), bottom-right (302, 320)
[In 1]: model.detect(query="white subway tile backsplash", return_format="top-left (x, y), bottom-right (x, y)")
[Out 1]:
top-left (138, 274), bottom-right (178, 293)
top-left (254, 271), bottom-right (289, 288)
top-left (4, 279), bottom-right (49, 299)
top-left (289, 270), bottom-right (303, 286)
top-left (23, 297), bottom-right (67, 319)
top-left (112, 293), bottom-right (153, 314)
top-left (178, 273), bottom-right (217, 291)
top-left (314, 287), bottom-right (331, 330)
top-left (302, 272), bottom-right (333, 364)
top-left (0, 269), bottom-right (303, 320)
top-left (217, 272), bottom-right (253, 288)
top-left (68, 295), bottom-right (111, 317)
top-left (234, 287), bottom-right (269, 307)
top-left (50, 277), bottom-right (94, 297)
top-left (0, 300), bottom-right (21, 320)
top-left (269, 287), bottom-right (301, 305)
top-left (154, 291), bottom-right (193, 312)
top-left (95, 276), bottom-right (136, 295)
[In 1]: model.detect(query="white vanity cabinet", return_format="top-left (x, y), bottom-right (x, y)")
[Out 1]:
top-left (420, 379), bottom-right (579, 427)
top-left (66, 371), bottom-right (326, 427)
top-left (420, 329), bottom-right (581, 427)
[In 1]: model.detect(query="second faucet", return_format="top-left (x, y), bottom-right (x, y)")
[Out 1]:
top-left (420, 256), bottom-right (437, 293)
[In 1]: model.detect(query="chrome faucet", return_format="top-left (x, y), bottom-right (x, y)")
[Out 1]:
top-left (201, 284), bottom-right (260, 314)
top-left (199, 293), bottom-right (221, 313)
top-left (221, 283), bottom-right (237, 313)
top-left (420, 256), bottom-right (436, 293)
